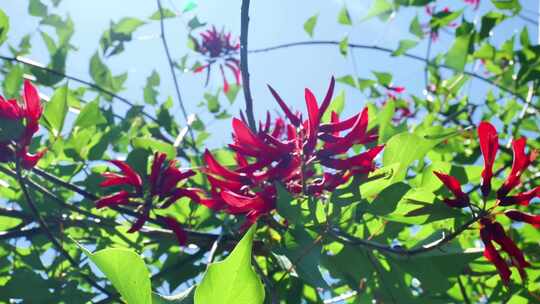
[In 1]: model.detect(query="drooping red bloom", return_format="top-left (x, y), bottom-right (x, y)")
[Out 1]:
top-left (192, 26), bottom-right (241, 93)
top-left (434, 121), bottom-right (539, 283)
top-left (195, 77), bottom-right (383, 229)
top-left (0, 80), bottom-right (46, 169)
top-left (95, 152), bottom-right (198, 246)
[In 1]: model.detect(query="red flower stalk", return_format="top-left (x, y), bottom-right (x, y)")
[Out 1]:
top-left (434, 121), bottom-right (539, 283)
top-left (192, 26), bottom-right (241, 93)
top-left (95, 152), bottom-right (197, 246)
top-left (0, 80), bottom-right (46, 169)
top-left (195, 77), bottom-right (383, 228)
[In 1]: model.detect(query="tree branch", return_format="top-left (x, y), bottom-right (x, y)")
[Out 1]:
top-left (0, 55), bottom-right (159, 123)
top-left (249, 40), bottom-right (540, 113)
top-left (329, 215), bottom-right (480, 256)
top-left (155, 0), bottom-right (198, 153)
top-left (240, 0), bottom-right (257, 130)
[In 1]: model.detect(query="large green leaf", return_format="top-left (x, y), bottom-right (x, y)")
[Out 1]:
top-left (194, 225), bottom-right (265, 304)
top-left (43, 83), bottom-right (71, 137)
top-left (382, 132), bottom-right (440, 182)
top-left (79, 245), bottom-right (152, 304)
top-left (338, 6), bottom-right (352, 25)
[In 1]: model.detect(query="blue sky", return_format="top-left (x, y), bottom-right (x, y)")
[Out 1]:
top-left (1, 0), bottom-right (538, 148)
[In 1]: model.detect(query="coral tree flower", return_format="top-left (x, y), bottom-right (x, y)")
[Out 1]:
top-left (96, 152), bottom-right (198, 245)
top-left (433, 121), bottom-right (539, 284)
top-left (0, 80), bottom-right (46, 169)
top-left (192, 26), bottom-right (241, 93)
top-left (195, 77), bottom-right (384, 229)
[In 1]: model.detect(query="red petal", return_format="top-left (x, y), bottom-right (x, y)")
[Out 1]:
top-left (320, 145), bottom-right (383, 171)
top-left (19, 147), bottom-right (46, 169)
top-left (0, 96), bottom-right (24, 119)
top-left (498, 137), bottom-right (532, 197)
top-left (95, 190), bottom-right (131, 209)
top-left (267, 85), bottom-right (300, 126)
top-left (220, 190), bottom-right (264, 213)
top-left (99, 172), bottom-right (132, 188)
top-left (127, 208), bottom-right (150, 233)
top-left (162, 216), bottom-right (188, 246)
top-left (232, 118), bottom-right (277, 155)
top-left (318, 77), bottom-right (335, 119)
top-left (319, 108), bottom-right (369, 156)
top-left (480, 228), bottom-right (511, 284)
top-left (433, 171), bottom-right (469, 205)
top-left (110, 160), bottom-right (142, 190)
top-left (203, 150), bottom-right (247, 181)
top-left (304, 88), bottom-right (320, 154)
top-left (160, 188), bottom-right (200, 209)
top-left (505, 210), bottom-right (540, 228)
top-left (491, 221), bottom-right (530, 271)
top-left (149, 152), bottom-right (167, 195)
top-left (499, 186), bottom-right (540, 206)
top-left (23, 80), bottom-right (43, 123)
top-left (478, 121), bottom-right (499, 196)
top-left (159, 163), bottom-right (195, 195)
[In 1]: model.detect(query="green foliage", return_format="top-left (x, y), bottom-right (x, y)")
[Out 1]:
top-left (194, 226), bottom-right (265, 304)
top-left (0, 9), bottom-right (9, 46)
top-left (79, 245), bottom-right (152, 304)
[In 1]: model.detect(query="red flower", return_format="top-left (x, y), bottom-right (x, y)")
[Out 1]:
top-left (433, 171), bottom-right (470, 208)
top-left (95, 152), bottom-right (197, 245)
top-left (434, 121), bottom-right (539, 283)
top-left (0, 80), bottom-right (46, 169)
top-left (195, 77), bottom-right (383, 228)
top-left (192, 26), bottom-right (241, 93)
top-left (478, 121), bottom-right (498, 196)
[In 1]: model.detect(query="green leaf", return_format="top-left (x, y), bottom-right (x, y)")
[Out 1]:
top-left (276, 183), bottom-right (301, 224)
top-left (194, 225), bottom-right (265, 304)
top-left (182, 0), bottom-right (198, 13)
top-left (392, 39), bottom-right (418, 56)
top-left (2, 64), bottom-right (23, 98)
top-left (362, 0), bottom-right (393, 21)
top-left (338, 6), bottom-right (352, 25)
top-left (100, 18), bottom-right (145, 57)
top-left (382, 132), bottom-right (444, 182)
top-left (149, 9), bottom-right (177, 20)
top-left (409, 15), bottom-right (424, 39)
top-left (372, 71), bottom-right (392, 86)
top-left (74, 100), bottom-right (107, 130)
top-left (490, 0), bottom-right (521, 13)
top-left (0, 8), bottom-right (9, 46)
top-left (43, 83), bottom-right (70, 137)
top-left (132, 137), bottom-right (176, 159)
top-left (303, 14), bottom-right (318, 37)
top-left (444, 34), bottom-right (471, 71)
top-left (29, 0), bottom-right (48, 17)
top-left (339, 36), bottom-right (349, 56)
top-left (143, 70), bottom-right (160, 105)
top-left (224, 84), bottom-right (240, 104)
top-left (79, 245), bottom-right (152, 304)
top-left (187, 16), bottom-right (206, 30)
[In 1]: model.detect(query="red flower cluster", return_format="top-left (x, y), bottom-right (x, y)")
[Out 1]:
top-left (96, 152), bottom-right (198, 245)
top-left (434, 121), bottom-right (539, 283)
top-left (0, 80), bottom-right (46, 169)
top-left (195, 78), bottom-right (383, 228)
top-left (192, 26), bottom-right (241, 93)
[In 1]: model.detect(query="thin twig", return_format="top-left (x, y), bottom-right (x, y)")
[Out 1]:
top-left (330, 215), bottom-right (480, 256)
top-left (155, 0), bottom-right (198, 153)
top-left (249, 40), bottom-right (540, 113)
top-left (457, 275), bottom-right (471, 304)
top-left (240, 0), bottom-right (257, 130)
